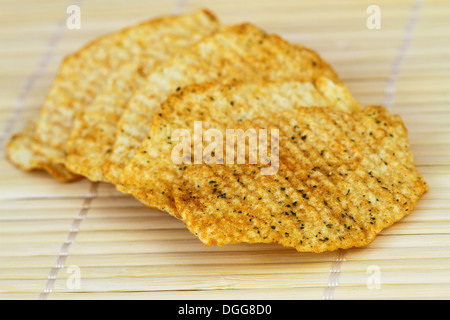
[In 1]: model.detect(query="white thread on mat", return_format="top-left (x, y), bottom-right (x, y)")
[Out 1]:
top-left (38, 2), bottom-right (181, 299)
top-left (322, 0), bottom-right (423, 300)
top-left (384, 0), bottom-right (423, 110)
top-left (0, 16), bottom-right (66, 150)
top-left (322, 250), bottom-right (345, 300)
top-left (38, 182), bottom-right (98, 300)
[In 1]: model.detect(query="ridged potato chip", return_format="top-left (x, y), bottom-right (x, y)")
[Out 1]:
top-left (173, 106), bottom-right (428, 252)
top-left (6, 121), bottom-right (81, 182)
top-left (116, 78), bottom-right (360, 216)
top-left (103, 22), bottom-right (339, 184)
top-left (64, 11), bottom-right (220, 182)
top-left (7, 9), bottom-right (219, 182)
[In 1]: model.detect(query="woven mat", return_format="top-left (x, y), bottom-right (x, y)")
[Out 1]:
top-left (0, 0), bottom-right (449, 299)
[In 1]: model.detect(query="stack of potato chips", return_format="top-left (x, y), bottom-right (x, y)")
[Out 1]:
top-left (7, 9), bottom-right (428, 253)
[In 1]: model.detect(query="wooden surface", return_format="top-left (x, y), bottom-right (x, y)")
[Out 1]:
top-left (1, 0), bottom-right (449, 300)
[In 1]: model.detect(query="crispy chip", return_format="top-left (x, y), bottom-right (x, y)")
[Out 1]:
top-left (64, 62), bottom-right (145, 181)
top-left (7, 121), bottom-right (37, 172)
top-left (65, 12), bottom-right (220, 181)
top-left (172, 106), bottom-right (428, 253)
top-left (102, 22), bottom-right (339, 184)
top-left (6, 121), bottom-right (80, 182)
top-left (116, 79), bottom-right (360, 217)
top-left (7, 9), bottom-right (219, 182)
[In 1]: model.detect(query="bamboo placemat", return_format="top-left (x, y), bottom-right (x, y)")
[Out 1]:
top-left (0, 0), bottom-right (449, 300)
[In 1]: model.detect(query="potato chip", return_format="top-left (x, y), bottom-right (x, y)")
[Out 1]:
top-left (173, 106), bottom-right (428, 252)
top-left (65, 11), bottom-right (220, 181)
top-left (116, 78), bottom-right (360, 217)
top-left (102, 22), bottom-right (339, 184)
top-left (7, 9), bottom-right (219, 182)
top-left (6, 121), bottom-right (80, 182)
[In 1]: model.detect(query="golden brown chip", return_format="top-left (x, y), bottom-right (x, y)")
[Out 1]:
top-left (116, 79), bottom-right (360, 217)
top-left (102, 22), bottom-right (340, 184)
top-left (7, 9), bottom-right (219, 182)
top-left (6, 121), bottom-right (37, 172)
top-left (314, 76), bottom-right (362, 113)
top-left (6, 121), bottom-right (80, 182)
top-left (64, 62), bottom-right (144, 181)
top-left (65, 11), bottom-right (220, 182)
top-left (173, 106), bottom-right (428, 253)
